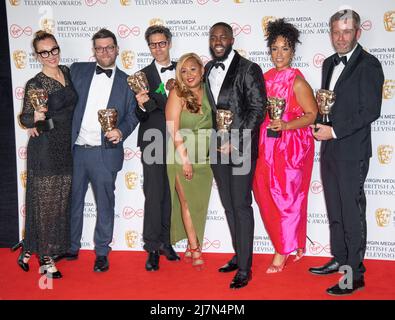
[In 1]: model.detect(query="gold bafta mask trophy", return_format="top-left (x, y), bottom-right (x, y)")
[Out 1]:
top-left (98, 108), bottom-right (118, 148)
top-left (267, 97), bottom-right (286, 138)
top-left (216, 109), bottom-right (234, 149)
top-left (28, 88), bottom-right (54, 132)
top-left (127, 71), bottom-right (149, 94)
top-left (316, 89), bottom-right (336, 127)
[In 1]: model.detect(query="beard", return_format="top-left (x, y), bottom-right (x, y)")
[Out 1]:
top-left (210, 45), bottom-right (233, 62)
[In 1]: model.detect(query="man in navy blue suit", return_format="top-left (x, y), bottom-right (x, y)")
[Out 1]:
top-left (309, 10), bottom-right (384, 295)
top-left (66, 29), bottom-right (138, 272)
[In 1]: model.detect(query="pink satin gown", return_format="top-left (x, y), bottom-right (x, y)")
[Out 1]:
top-left (253, 68), bottom-right (314, 255)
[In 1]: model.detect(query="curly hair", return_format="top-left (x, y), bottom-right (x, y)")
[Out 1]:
top-left (174, 53), bottom-right (204, 114)
top-left (266, 18), bottom-right (301, 52)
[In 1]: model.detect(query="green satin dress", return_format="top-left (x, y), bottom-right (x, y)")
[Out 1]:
top-left (167, 90), bottom-right (213, 245)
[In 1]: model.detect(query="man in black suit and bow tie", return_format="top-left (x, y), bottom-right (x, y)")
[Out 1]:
top-left (67, 29), bottom-right (138, 272)
top-left (309, 10), bottom-right (384, 296)
top-left (134, 25), bottom-right (180, 271)
top-left (205, 22), bottom-right (267, 289)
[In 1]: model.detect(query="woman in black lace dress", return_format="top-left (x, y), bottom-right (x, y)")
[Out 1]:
top-left (15, 31), bottom-right (77, 278)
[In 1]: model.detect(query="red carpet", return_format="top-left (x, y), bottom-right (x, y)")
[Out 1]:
top-left (1, 248), bottom-right (394, 300)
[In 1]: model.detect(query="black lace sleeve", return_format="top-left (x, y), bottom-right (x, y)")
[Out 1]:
top-left (19, 78), bottom-right (40, 129)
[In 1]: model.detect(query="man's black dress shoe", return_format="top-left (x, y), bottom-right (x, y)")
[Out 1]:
top-left (230, 270), bottom-right (252, 289)
top-left (94, 256), bottom-right (109, 272)
top-left (218, 261), bottom-right (238, 273)
top-left (159, 244), bottom-right (180, 261)
top-left (326, 277), bottom-right (365, 296)
top-left (146, 251), bottom-right (160, 271)
top-left (309, 258), bottom-right (340, 275)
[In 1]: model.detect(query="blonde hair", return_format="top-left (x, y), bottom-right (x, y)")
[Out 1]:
top-left (175, 53), bottom-right (204, 114)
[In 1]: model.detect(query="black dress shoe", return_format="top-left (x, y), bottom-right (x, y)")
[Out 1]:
top-left (230, 270), bottom-right (252, 289)
top-left (159, 244), bottom-right (180, 261)
top-left (326, 278), bottom-right (365, 296)
top-left (309, 258), bottom-right (340, 275)
top-left (94, 256), bottom-right (109, 272)
top-left (62, 252), bottom-right (79, 261)
top-left (218, 261), bottom-right (238, 273)
top-left (146, 251), bottom-right (160, 271)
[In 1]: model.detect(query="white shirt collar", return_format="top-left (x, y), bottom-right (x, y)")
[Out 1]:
top-left (154, 60), bottom-right (173, 74)
top-left (214, 49), bottom-right (235, 71)
top-left (95, 63), bottom-right (116, 78)
top-left (338, 43), bottom-right (358, 62)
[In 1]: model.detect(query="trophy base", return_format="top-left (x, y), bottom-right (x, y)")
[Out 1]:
top-left (104, 138), bottom-right (117, 149)
top-left (36, 118), bottom-right (54, 132)
top-left (267, 128), bottom-right (281, 138)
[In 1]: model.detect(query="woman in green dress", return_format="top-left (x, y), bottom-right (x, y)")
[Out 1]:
top-left (165, 53), bottom-right (213, 270)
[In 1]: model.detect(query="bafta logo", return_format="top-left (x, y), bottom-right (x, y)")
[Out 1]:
top-left (383, 80), bottom-right (395, 99)
top-left (125, 171), bottom-right (138, 190)
top-left (9, 0), bottom-right (20, 5)
top-left (20, 171), bottom-right (27, 189)
top-left (375, 208), bottom-right (391, 227)
top-left (234, 0), bottom-right (244, 3)
top-left (267, 97), bottom-right (286, 138)
top-left (120, 0), bottom-right (131, 5)
top-left (40, 18), bottom-right (55, 34)
top-left (125, 230), bottom-right (138, 248)
top-left (127, 71), bottom-right (149, 93)
top-left (13, 50), bottom-right (27, 69)
top-left (377, 145), bottom-right (394, 164)
top-left (384, 11), bottom-right (395, 32)
top-left (98, 108), bottom-right (118, 148)
top-left (235, 49), bottom-right (247, 58)
top-left (149, 18), bottom-right (164, 26)
top-left (121, 50), bottom-right (135, 69)
top-left (261, 16), bottom-right (276, 36)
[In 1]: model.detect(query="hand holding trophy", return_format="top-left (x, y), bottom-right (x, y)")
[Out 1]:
top-left (28, 88), bottom-right (54, 132)
top-left (267, 97), bottom-right (286, 138)
top-left (98, 108), bottom-right (118, 148)
top-left (315, 89), bottom-right (336, 127)
top-left (127, 71), bottom-right (149, 94)
top-left (216, 109), bottom-right (234, 151)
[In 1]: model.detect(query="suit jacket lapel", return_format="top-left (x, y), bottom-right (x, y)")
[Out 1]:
top-left (147, 60), bottom-right (167, 107)
top-left (334, 44), bottom-right (363, 91)
top-left (204, 62), bottom-right (217, 112)
top-left (78, 63), bottom-right (96, 114)
top-left (107, 67), bottom-right (122, 114)
top-left (217, 51), bottom-right (240, 111)
top-left (323, 57), bottom-right (335, 90)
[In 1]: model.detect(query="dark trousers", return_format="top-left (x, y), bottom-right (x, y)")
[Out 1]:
top-left (211, 160), bottom-right (256, 272)
top-left (321, 155), bottom-right (369, 280)
top-left (141, 160), bottom-right (171, 252)
top-left (70, 146), bottom-right (117, 257)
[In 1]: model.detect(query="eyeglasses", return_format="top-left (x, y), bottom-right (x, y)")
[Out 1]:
top-left (36, 47), bottom-right (60, 58)
top-left (148, 41), bottom-right (168, 49)
top-left (94, 45), bottom-right (117, 54)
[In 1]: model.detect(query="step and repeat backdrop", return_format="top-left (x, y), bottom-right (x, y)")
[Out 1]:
top-left (6, 0), bottom-right (395, 260)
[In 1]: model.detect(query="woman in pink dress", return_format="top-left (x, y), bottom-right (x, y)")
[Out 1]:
top-left (253, 19), bottom-right (318, 273)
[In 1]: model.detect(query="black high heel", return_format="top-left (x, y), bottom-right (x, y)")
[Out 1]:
top-left (12, 240), bottom-right (31, 272)
top-left (11, 240), bottom-right (23, 252)
top-left (39, 256), bottom-right (62, 279)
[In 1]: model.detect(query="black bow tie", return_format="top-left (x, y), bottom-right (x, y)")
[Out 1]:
top-left (96, 65), bottom-right (113, 78)
top-left (333, 55), bottom-right (347, 66)
top-left (160, 65), bottom-right (175, 73)
top-left (213, 62), bottom-right (225, 70)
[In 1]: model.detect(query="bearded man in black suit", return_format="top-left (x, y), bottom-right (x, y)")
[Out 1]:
top-left (309, 10), bottom-right (384, 296)
top-left (205, 22), bottom-right (267, 289)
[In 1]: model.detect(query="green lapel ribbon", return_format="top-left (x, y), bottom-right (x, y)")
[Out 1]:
top-left (155, 82), bottom-right (166, 96)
